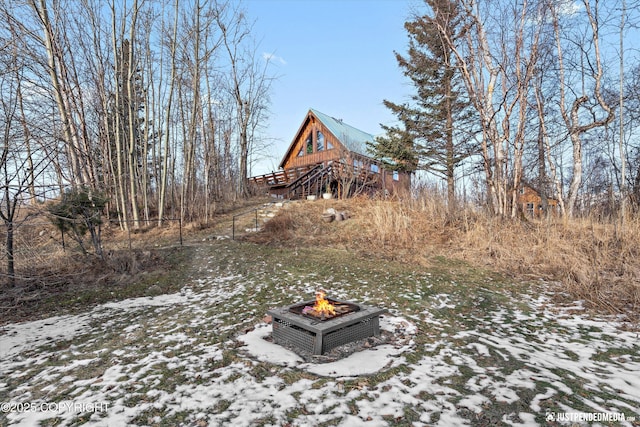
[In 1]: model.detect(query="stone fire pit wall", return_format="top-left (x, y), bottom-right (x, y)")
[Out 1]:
top-left (267, 300), bottom-right (387, 355)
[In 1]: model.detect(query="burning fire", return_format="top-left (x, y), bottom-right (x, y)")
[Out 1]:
top-left (313, 290), bottom-right (336, 317)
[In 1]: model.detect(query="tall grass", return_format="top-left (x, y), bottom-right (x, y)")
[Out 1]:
top-left (257, 191), bottom-right (640, 318)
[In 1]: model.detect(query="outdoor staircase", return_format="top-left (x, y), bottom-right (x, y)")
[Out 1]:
top-left (285, 163), bottom-right (333, 199)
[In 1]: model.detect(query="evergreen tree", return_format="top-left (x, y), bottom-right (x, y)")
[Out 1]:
top-left (48, 188), bottom-right (108, 257)
top-left (372, 112), bottom-right (419, 173)
top-left (370, 0), bottom-right (475, 213)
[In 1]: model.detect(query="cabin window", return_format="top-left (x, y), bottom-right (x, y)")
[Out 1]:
top-left (297, 146), bottom-right (304, 157)
top-left (371, 164), bottom-right (379, 173)
top-left (393, 170), bottom-right (399, 181)
top-left (326, 139), bottom-right (334, 150)
top-left (353, 159), bottom-right (364, 169)
top-left (526, 203), bottom-right (534, 217)
top-left (305, 133), bottom-right (313, 154)
top-left (317, 131), bottom-right (325, 151)
top-left (519, 187), bottom-right (525, 194)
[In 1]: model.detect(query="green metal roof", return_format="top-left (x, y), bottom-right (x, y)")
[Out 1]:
top-left (310, 109), bottom-right (374, 157)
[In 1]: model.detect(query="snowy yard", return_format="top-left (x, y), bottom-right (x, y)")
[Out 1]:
top-left (1, 241), bottom-right (639, 426)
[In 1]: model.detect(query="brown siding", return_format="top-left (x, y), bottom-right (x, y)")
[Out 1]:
top-left (285, 149), bottom-right (339, 169)
top-left (516, 186), bottom-right (558, 217)
top-left (381, 170), bottom-right (411, 195)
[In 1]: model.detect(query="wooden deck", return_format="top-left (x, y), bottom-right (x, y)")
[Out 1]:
top-left (249, 161), bottom-right (383, 200)
top-left (249, 165), bottom-right (317, 188)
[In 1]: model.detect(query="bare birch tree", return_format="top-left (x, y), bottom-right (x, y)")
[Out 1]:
top-left (157, 0), bottom-right (179, 226)
top-left (433, 0), bottom-right (543, 217)
top-left (618, 0), bottom-right (627, 222)
top-left (551, 0), bottom-right (614, 218)
top-left (125, 0), bottom-right (142, 229)
top-left (215, 2), bottom-right (272, 198)
top-left (29, 0), bottom-right (93, 188)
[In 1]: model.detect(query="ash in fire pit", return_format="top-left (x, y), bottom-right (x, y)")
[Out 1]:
top-left (267, 291), bottom-right (387, 356)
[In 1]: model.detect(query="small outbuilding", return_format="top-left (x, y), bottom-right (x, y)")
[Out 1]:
top-left (517, 184), bottom-right (558, 218)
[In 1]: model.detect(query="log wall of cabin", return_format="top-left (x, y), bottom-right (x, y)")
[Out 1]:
top-left (384, 170), bottom-right (411, 194)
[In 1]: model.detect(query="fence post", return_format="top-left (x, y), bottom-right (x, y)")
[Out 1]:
top-left (179, 217), bottom-right (183, 246)
top-left (232, 216), bottom-right (235, 240)
top-left (255, 209), bottom-right (258, 231)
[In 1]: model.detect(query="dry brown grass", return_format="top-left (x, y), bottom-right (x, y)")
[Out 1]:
top-left (253, 193), bottom-right (640, 317)
top-left (459, 215), bottom-right (640, 313)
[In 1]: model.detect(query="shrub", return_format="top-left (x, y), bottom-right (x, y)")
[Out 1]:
top-left (47, 187), bottom-right (108, 257)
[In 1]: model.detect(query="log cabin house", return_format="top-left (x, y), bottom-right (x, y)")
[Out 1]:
top-left (517, 184), bottom-right (558, 218)
top-left (250, 109), bottom-right (410, 199)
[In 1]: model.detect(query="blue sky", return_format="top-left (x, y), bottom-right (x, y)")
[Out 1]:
top-left (244, 0), bottom-right (415, 174)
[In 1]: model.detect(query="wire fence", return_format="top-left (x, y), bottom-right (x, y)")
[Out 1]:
top-left (0, 215), bottom-right (185, 273)
top-left (232, 208), bottom-right (259, 240)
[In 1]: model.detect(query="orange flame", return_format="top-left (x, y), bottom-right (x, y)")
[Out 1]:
top-left (314, 290), bottom-right (336, 316)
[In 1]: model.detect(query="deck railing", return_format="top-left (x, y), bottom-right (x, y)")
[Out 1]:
top-left (249, 161), bottom-right (383, 200)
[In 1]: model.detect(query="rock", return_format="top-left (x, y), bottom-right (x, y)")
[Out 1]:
top-left (146, 284), bottom-right (163, 296)
top-left (321, 213), bottom-right (335, 223)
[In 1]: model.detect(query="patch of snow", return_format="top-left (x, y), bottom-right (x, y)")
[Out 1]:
top-left (97, 292), bottom-right (190, 311)
top-left (502, 411), bottom-right (539, 427)
top-left (458, 393), bottom-right (490, 412)
top-left (238, 316), bottom-right (416, 378)
top-left (304, 346), bottom-right (405, 378)
top-left (0, 314), bottom-right (93, 359)
top-left (237, 324), bottom-right (303, 367)
top-left (430, 293), bottom-right (455, 309)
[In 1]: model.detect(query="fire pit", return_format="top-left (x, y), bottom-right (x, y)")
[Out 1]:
top-left (267, 291), bottom-right (387, 355)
